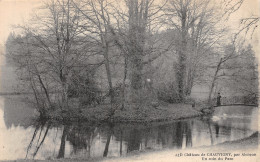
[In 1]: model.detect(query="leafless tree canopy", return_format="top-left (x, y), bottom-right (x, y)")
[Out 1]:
top-left (5, 0), bottom-right (258, 116)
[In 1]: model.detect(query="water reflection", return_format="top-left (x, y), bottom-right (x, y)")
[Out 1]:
top-left (67, 123), bottom-right (96, 158)
top-left (23, 120), bottom-right (255, 160)
top-left (27, 121), bottom-right (51, 158)
top-left (4, 96), bottom-right (35, 128)
top-left (0, 96), bottom-right (258, 160)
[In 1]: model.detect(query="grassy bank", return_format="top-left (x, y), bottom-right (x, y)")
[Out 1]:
top-left (46, 103), bottom-right (202, 122)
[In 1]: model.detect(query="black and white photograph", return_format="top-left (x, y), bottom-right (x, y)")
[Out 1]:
top-left (0, 0), bottom-right (259, 161)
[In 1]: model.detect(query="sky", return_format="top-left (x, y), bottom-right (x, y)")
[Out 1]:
top-left (0, 0), bottom-right (39, 43)
top-left (0, 0), bottom-right (259, 61)
top-left (0, 0), bottom-right (40, 65)
top-left (0, 0), bottom-right (259, 42)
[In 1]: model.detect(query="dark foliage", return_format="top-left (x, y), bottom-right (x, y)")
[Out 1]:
top-left (68, 70), bottom-right (102, 106)
top-left (157, 82), bottom-right (181, 103)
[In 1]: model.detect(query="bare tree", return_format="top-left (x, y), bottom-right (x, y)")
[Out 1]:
top-left (6, 0), bottom-right (96, 113)
top-left (164, 0), bottom-right (225, 101)
top-left (108, 0), bottom-right (169, 104)
top-left (72, 0), bottom-right (118, 104)
top-left (206, 39), bottom-right (257, 105)
top-left (221, 0), bottom-right (259, 38)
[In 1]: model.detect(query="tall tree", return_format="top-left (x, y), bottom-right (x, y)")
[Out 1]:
top-left (6, 0), bottom-right (95, 112)
top-left (73, 0), bottom-right (117, 104)
top-left (165, 0), bottom-right (223, 101)
top-left (109, 0), bottom-right (168, 103)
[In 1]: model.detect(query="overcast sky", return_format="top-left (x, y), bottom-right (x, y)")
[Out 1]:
top-left (0, 0), bottom-right (259, 41)
top-left (0, 0), bottom-right (259, 53)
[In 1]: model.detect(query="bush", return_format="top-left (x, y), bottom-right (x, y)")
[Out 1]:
top-left (68, 70), bottom-right (102, 106)
top-left (156, 82), bottom-right (181, 103)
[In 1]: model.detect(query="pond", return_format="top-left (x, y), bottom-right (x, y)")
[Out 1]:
top-left (0, 96), bottom-right (258, 160)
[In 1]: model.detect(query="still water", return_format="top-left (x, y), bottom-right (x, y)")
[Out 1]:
top-left (0, 96), bottom-right (258, 160)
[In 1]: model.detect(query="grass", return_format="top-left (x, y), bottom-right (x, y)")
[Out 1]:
top-left (45, 102), bottom-right (202, 123)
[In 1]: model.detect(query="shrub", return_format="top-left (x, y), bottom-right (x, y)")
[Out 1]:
top-left (156, 82), bottom-right (181, 103)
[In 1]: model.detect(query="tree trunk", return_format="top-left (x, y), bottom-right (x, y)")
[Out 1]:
top-left (103, 43), bottom-right (114, 104)
top-left (121, 56), bottom-right (128, 110)
top-left (128, 0), bottom-right (148, 103)
top-left (130, 55), bottom-right (143, 103)
top-left (185, 68), bottom-right (195, 96)
top-left (208, 58), bottom-right (222, 105)
top-left (37, 74), bottom-right (52, 109)
top-left (59, 68), bottom-right (69, 110)
top-left (99, 0), bottom-right (115, 105)
top-left (61, 81), bottom-right (69, 109)
top-left (176, 8), bottom-right (188, 102)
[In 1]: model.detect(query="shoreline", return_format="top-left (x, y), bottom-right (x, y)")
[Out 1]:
top-left (44, 103), bottom-right (203, 123)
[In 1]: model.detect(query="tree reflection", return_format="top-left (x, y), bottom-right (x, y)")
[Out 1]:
top-left (23, 118), bottom-right (244, 160)
top-left (185, 121), bottom-right (192, 148)
top-left (26, 123), bottom-right (41, 159)
top-left (207, 121), bottom-right (214, 145)
top-left (103, 123), bottom-right (114, 157)
top-left (26, 120), bottom-right (50, 159)
top-left (215, 124), bottom-right (220, 138)
top-left (57, 125), bottom-right (70, 158)
top-left (127, 129), bottom-right (141, 152)
top-left (119, 130), bottom-right (123, 156)
top-left (173, 122), bottom-right (183, 148)
top-left (33, 124), bottom-right (50, 158)
top-left (66, 122), bottom-right (97, 158)
top-left (172, 121), bottom-right (193, 148)
top-left (158, 125), bottom-right (167, 147)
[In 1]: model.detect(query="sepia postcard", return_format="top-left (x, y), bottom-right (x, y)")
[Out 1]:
top-left (0, 0), bottom-right (259, 161)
